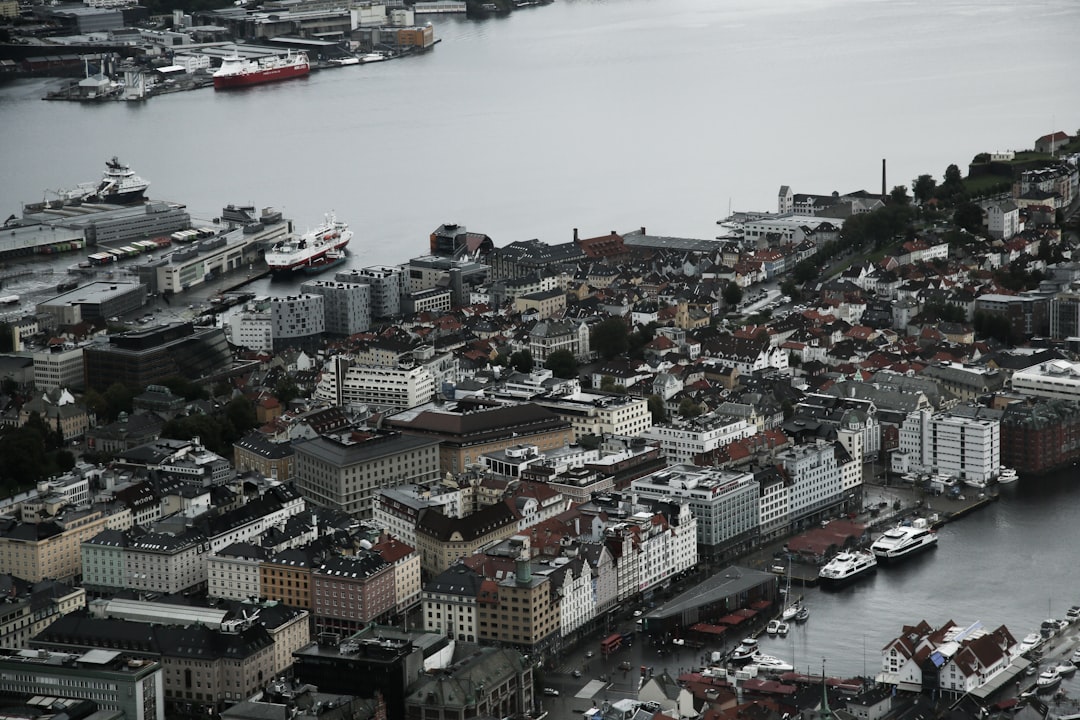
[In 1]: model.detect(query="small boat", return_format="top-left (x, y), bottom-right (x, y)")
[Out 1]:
top-left (776, 622), bottom-right (789, 636)
top-left (361, 52), bottom-right (387, 63)
top-left (781, 601), bottom-right (800, 622)
top-left (1071, 648), bottom-right (1080, 664)
top-left (1037, 667), bottom-right (1061, 690)
top-left (766, 620), bottom-right (781, 635)
top-left (328, 57), bottom-right (360, 66)
top-left (1066, 606), bottom-right (1080, 622)
top-left (301, 249), bottom-right (347, 274)
top-left (794, 605), bottom-right (809, 623)
top-left (997, 467), bottom-right (1018, 484)
top-left (1056, 661), bottom-right (1076, 676)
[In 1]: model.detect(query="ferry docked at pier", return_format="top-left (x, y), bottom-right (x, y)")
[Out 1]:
top-left (213, 52), bottom-right (310, 89)
top-left (870, 518), bottom-right (938, 563)
top-left (265, 214), bottom-right (352, 273)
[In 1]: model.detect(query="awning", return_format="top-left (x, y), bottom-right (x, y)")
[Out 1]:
top-left (689, 623), bottom-right (728, 636)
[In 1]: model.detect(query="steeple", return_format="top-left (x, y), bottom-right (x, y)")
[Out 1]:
top-left (820, 659), bottom-right (832, 720)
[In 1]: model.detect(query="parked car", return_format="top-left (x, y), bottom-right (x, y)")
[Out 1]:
top-left (572, 670), bottom-right (582, 678)
top-left (584, 651), bottom-right (593, 658)
top-left (543, 688), bottom-right (559, 696)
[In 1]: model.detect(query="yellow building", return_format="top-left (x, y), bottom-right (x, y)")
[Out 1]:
top-left (414, 503), bottom-right (519, 576)
top-left (0, 507), bottom-right (128, 583)
top-left (260, 548), bottom-right (315, 610)
top-left (477, 569), bottom-right (559, 653)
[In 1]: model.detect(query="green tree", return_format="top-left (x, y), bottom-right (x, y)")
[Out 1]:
top-left (889, 185), bottom-right (911, 206)
top-left (647, 394), bottom-right (667, 424)
top-left (509, 349), bottom-right (534, 373)
top-left (103, 383), bottom-right (134, 423)
top-left (161, 376), bottom-right (209, 401)
top-left (793, 260), bottom-right (818, 284)
top-left (723, 283), bottom-right (743, 308)
top-left (953, 202), bottom-right (984, 233)
top-left (544, 349), bottom-right (578, 379)
top-left (913, 174), bottom-right (937, 204)
top-left (273, 376), bottom-right (300, 405)
top-left (224, 396), bottom-right (258, 438)
top-left (938, 163), bottom-right (967, 205)
top-left (592, 318), bottom-right (629, 360)
top-left (780, 279), bottom-right (801, 302)
top-left (678, 397), bottom-right (702, 419)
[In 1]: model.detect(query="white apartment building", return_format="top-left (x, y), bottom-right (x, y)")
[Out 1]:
top-left (315, 356), bottom-right (435, 412)
top-left (1011, 359), bottom-right (1080, 401)
top-left (893, 409), bottom-right (1000, 487)
top-left (535, 557), bottom-right (592, 638)
top-left (641, 413), bottom-right (755, 465)
top-left (374, 484), bottom-right (468, 548)
top-left (33, 346), bottom-right (85, 391)
top-left (580, 542), bottom-right (618, 613)
top-left (631, 465), bottom-right (758, 555)
top-left (755, 467), bottom-right (790, 540)
top-left (300, 279), bottom-right (372, 335)
top-left (124, 530), bottom-right (209, 595)
top-left (422, 563), bottom-right (485, 642)
top-left (533, 391), bottom-right (652, 441)
top-left (631, 505), bottom-right (697, 594)
top-left (207, 543), bottom-right (265, 601)
top-left (777, 440), bottom-right (845, 524)
top-left (230, 306), bottom-right (273, 352)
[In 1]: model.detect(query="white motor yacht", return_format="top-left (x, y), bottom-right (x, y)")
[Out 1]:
top-left (870, 518), bottom-right (938, 563)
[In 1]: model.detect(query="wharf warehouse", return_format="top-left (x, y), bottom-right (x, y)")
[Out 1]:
top-left (38, 280), bottom-right (148, 326)
top-left (10, 202), bottom-right (191, 256)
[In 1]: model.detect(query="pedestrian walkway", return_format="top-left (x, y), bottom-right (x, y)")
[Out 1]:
top-left (575, 679), bottom-right (606, 699)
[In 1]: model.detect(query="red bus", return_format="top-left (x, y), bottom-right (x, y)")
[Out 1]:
top-left (600, 633), bottom-right (622, 656)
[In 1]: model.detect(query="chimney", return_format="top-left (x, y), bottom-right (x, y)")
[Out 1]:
top-left (881, 158), bottom-right (887, 200)
top-left (573, 228), bottom-right (579, 243)
top-left (610, 230), bottom-right (616, 236)
top-left (640, 227), bottom-right (646, 235)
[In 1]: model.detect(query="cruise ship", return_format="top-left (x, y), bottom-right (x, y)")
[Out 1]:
top-left (870, 518), bottom-right (938, 563)
top-left (265, 214), bottom-right (352, 272)
top-left (817, 550), bottom-right (877, 589)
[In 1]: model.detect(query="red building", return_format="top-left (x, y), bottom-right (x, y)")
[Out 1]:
top-left (1000, 399), bottom-right (1080, 475)
top-left (312, 551), bottom-right (396, 634)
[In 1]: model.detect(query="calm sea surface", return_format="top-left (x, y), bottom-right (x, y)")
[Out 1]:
top-left (2, 0), bottom-right (1080, 682)
top-left (2, 0), bottom-right (1080, 269)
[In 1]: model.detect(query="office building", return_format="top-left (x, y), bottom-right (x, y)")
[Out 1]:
top-left (82, 322), bottom-right (232, 392)
top-left (300, 279), bottom-right (371, 335)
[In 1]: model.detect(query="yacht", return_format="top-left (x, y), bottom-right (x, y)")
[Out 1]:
top-left (817, 550), bottom-right (877, 589)
top-left (870, 518), bottom-right (938, 563)
top-left (1036, 667), bottom-right (1061, 691)
top-left (794, 605), bottom-right (810, 623)
top-left (1056, 661), bottom-right (1076, 676)
top-left (766, 620), bottom-right (781, 635)
top-left (747, 653), bottom-right (794, 673)
top-left (997, 467), bottom-right (1018, 484)
top-left (1071, 648), bottom-right (1080, 664)
top-left (731, 638), bottom-right (759, 662)
top-left (782, 601), bottom-right (801, 622)
top-left (776, 622), bottom-right (789, 636)
top-left (1019, 633), bottom-right (1042, 653)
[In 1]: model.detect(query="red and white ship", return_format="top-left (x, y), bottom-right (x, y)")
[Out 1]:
top-left (265, 213), bottom-right (353, 272)
top-left (212, 52), bottom-right (310, 90)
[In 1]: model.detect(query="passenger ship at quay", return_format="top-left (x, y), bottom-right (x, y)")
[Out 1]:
top-left (264, 214), bottom-right (352, 272)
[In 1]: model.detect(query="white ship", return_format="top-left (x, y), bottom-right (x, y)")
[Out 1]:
top-left (265, 213), bottom-right (352, 272)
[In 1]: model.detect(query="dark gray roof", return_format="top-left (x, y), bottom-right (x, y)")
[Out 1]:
top-left (424, 563), bottom-right (485, 597)
top-left (644, 565), bottom-right (775, 621)
top-left (292, 431), bottom-right (439, 467)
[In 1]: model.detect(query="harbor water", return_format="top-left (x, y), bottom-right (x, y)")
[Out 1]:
top-left (2, 0), bottom-right (1080, 273)
top-left (770, 472), bottom-right (1080, 680)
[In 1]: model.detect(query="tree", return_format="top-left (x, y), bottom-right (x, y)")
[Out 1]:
top-left (889, 185), bottom-right (911, 206)
top-left (103, 383), bottom-right (134, 423)
top-left (509, 349), bottom-right (534, 373)
top-left (938, 163), bottom-right (966, 205)
top-left (953, 203), bottom-right (984, 234)
top-left (793, 261), bottom-right (818, 284)
top-left (544, 350), bottom-right (578, 379)
top-left (592, 318), bottom-right (629, 360)
top-left (224, 396), bottom-right (258, 438)
top-left (780, 279), bottom-right (801, 302)
top-left (647, 395), bottom-right (667, 424)
top-left (722, 283), bottom-right (743, 309)
top-left (678, 397), bottom-right (702, 419)
top-left (273, 377), bottom-right (300, 405)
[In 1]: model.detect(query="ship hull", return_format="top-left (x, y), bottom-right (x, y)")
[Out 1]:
top-left (267, 238), bottom-right (350, 273)
top-left (214, 64), bottom-right (310, 90)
